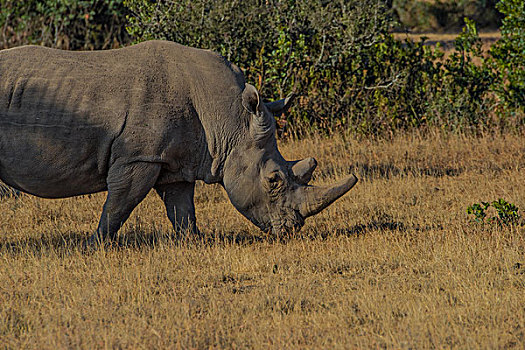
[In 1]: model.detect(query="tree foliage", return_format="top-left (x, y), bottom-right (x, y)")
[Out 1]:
top-left (125, 0), bottom-right (523, 135)
top-left (0, 0), bottom-right (130, 50)
top-left (0, 0), bottom-right (523, 136)
top-left (489, 0), bottom-right (525, 114)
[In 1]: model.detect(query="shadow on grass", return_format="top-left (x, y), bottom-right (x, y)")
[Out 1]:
top-left (0, 219), bottom-right (443, 255)
top-left (118, 229), bottom-right (267, 247)
top-left (0, 231), bottom-right (88, 256)
top-left (331, 220), bottom-right (444, 239)
top-left (352, 162), bottom-right (463, 179)
top-left (335, 220), bottom-right (408, 236)
top-left (0, 228), bottom-right (268, 256)
top-left (316, 162), bottom-right (463, 182)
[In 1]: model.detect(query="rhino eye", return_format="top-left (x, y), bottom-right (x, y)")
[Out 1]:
top-left (267, 171), bottom-right (282, 183)
top-left (264, 171), bottom-right (286, 197)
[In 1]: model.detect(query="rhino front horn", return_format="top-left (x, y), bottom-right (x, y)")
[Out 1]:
top-left (298, 175), bottom-right (358, 218)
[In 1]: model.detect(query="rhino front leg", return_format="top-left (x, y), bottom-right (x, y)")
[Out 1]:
top-left (90, 161), bottom-right (162, 244)
top-left (155, 182), bottom-right (197, 236)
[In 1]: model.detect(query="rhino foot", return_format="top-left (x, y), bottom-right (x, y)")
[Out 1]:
top-left (83, 232), bottom-right (123, 250)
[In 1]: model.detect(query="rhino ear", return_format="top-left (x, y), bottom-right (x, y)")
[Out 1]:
top-left (244, 84), bottom-right (275, 143)
top-left (265, 93), bottom-right (296, 116)
top-left (242, 84), bottom-right (261, 114)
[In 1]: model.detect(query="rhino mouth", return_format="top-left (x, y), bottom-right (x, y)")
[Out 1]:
top-left (271, 221), bottom-right (304, 236)
top-left (247, 207), bottom-right (304, 235)
top-left (269, 208), bottom-right (305, 236)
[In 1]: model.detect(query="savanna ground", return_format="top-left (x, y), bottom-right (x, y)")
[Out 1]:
top-left (1, 130), bottom-right (524, 348)
top-left (394, 31), bottom-right (501, 53)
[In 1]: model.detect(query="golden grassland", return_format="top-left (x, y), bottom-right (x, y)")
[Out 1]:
top-left (393, 31), bottom-right (501, 42)
top-left (1, 130), bottom-right (524, 349)
top-left (393, 31), bottom-right (501, 60)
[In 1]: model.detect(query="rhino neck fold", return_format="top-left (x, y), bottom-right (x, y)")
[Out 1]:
top-left (192, 93), bottom-right (250, 185)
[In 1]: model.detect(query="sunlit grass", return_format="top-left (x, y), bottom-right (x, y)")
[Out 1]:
top-left (1, 130), bottom-right (524, 348)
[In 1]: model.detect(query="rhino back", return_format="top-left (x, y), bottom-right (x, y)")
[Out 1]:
top-left (0, 41), bottom-right (248, 197)
top-left (0, 44), bottom-right (162, 197)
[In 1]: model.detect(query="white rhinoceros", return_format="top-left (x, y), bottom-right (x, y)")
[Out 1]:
top-left (0, 40), bottom-right (357, 242)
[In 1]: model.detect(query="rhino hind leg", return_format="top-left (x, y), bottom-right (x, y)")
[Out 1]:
top-left (154, 181), bottom-right (197, 236)
top-left (89, 161), bottom-right (162, 245)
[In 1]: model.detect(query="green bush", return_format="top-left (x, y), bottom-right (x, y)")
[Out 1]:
top-left (432, 19), bottom-right (498, 132)
top-left (0, 0), bottom-right (130, 50)
top-left (489, 0), bottom-right (525, 117)
top-left (125, 0), bottom-right (396, 135)
top-left (124, 0), bottom-right (523, 136)
top-left (0, 0), bottom-right (522, 136)
top-left (467, 199), bottom-right (521, 226)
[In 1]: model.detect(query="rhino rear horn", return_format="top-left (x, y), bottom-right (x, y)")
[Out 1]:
top-left (298, 175), bottom-right (358, 218)
top-left (291, 157), bottom-right (317, 185)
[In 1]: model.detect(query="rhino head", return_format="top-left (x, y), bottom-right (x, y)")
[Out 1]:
top-left (222, 84), bottom-right (358, 235)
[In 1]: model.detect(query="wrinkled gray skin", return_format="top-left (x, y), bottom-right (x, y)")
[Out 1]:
top-left (0, 41), bottom-right (357, 242)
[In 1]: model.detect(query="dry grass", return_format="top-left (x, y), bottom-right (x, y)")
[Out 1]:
top-left (393, 31), bottom-right (501, 42)
top-left (1, 130), bottom-right (524, 349)
top-left (393, 31), bottom-right (500, 60)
